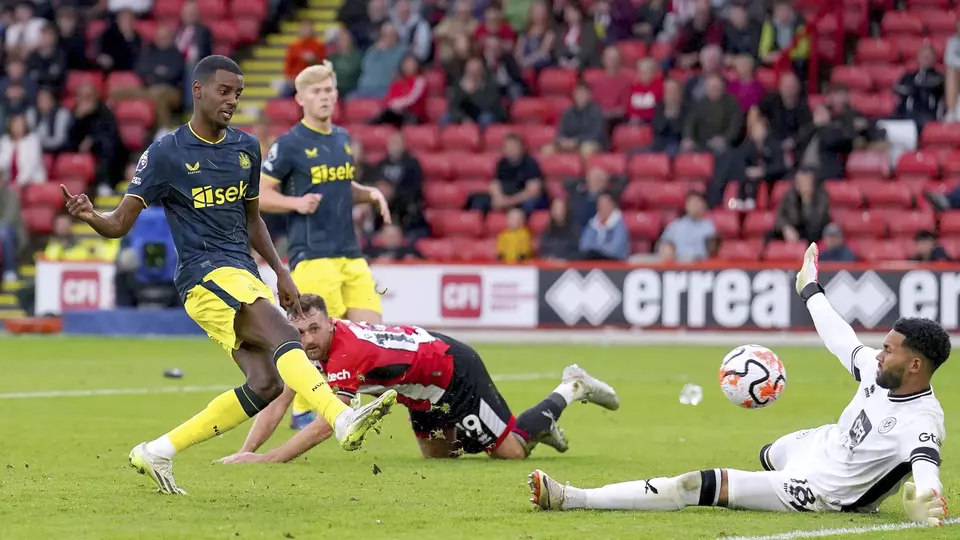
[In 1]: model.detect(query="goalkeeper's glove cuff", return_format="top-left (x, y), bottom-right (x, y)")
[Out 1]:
top-left (799, 282), bottom-right (825, 304)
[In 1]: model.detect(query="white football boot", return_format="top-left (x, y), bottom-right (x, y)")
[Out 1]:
top-left (129, 442), bottom-right (187, 495)
top-left (562, 364), bottom-right (620, 410)
top-left (528, 469), bottom-right (568, 510)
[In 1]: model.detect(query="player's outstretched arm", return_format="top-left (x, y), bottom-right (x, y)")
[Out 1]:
top-left (61, 185), bottom-right (143, 239)
top-left (796, 243), bottom-right (867, 373)
top-left (239, 385), bottom-right (295, 453)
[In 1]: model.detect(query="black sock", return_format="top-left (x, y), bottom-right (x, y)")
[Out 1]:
top-left (697, 469), bottom-right (721, 507)
top-left (515, 393), bottom-right (567, 441)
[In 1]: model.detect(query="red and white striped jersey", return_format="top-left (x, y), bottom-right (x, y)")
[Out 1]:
top-left (321, 320), bottom-right (455, 411)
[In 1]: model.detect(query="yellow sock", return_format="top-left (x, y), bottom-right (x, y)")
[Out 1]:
top-left (158, 385), bottom-right (268, 455)
top-left (275, 342), bottom-right (349, 425)
top-left (291, 392), bottom-right (312, 416)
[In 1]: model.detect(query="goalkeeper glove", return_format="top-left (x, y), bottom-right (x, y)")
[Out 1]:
top-left (903, 482), bottom-right (948, 526)
top-left (796, 242), bottom-right (823, 300)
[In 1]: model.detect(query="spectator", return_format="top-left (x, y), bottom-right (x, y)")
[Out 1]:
top-left (683, 45), bottom-right (723, 104)
top-left (759, 0), bottom-right (810, 73)
top-left (771, 167), bottom-right (830, 243)
top-left (176, 0), bottom-right (214, 108)
top-left (727, 55), bottom-right (765, 113)
top-left (723, 118), bottom-right (786, 210)
top-left (627, 58), bottom-right (663, 125)
top-left (818, 223), bottom-right (856, 262)
top-left (503, 0), bottom-right (533, 30)
top-left (283, 21), bottom-right (325, 97)
top-left (571, 166), bottom-right (620, 227)
top-left (68, 82), bottom-right (124, 195)
top-left (580, 191), bottom-right (629, 260)
top-left (434, 0), bottom-right (479, 65)
top-left (592, 46), bottom-right (632, 126)
top-left (481, 35), bottom-right (526, 100)
top-left (753, 71), bottom-right (810, 160)
top-left (657, 191), bottom-right (715, 262)
top-left (0, 182), bottom-right (22, 286)
top-left (441, 34), bottom-right (473, 86)
top-left (349, 0), bottom-right (389, 52)
top-left (373, 133), bottom-right (428, 237)
top-left (26, 24), bottom-right (67, 94)
top-left (392, 0), bottom-right (431, 63)
top-left (675, 0), bottom-right (723, 69)
top-left (366, 223), bottom-right (425, 261)
top-left (1, 59), bottom-right (38, 104)
top-left (329, 30), bottom-right (363, 97)
top-left (0, 113), bottom-right (45, 186)
top-left (26, 88), bottom-right (71, 153)
top-left (5, 2), bottom-right (45, 60)
top-left (95, 8), bottom-right (141, 72)
top-left (944, 20), bottom-right (960, 121)
top-left (446, 56), bottom-right (507, 125)
top-left (650, 78), bottom-right (686, 155)
top-left (350, 140), bottom-right (381, 186)
top-left (490, 133), bottom-right (546, 214)
top-left (547, 81), bottom-right (608, 158)
top-left (911, 230), bottom-right (950, 262)
top-left (540, 198), bottom-right (581, 260)
top-left (54, 7), bottom-right (88, 71)
top-left (1, 83), bottom-right (31, 130)
top-left (632, 0), bottom-right (667, 45)
top-left (373, 54), bottom-right (426, 127)
top-left (353, 22), bottom-right (407, 99)
top-left (108, 0), bottom-right (153, 16)
top-left (554, 3), bottom-right (600, 71)
top-left (476, 4), bottom-right (517, 50)
top-left (894, 42), bottom-right (945, 132)
top-left (723, 5), bottom-right (761, 61)
top-left (681, 73), bottom-right (743, 153)
top-left (515, 0), bottom-right (555, 72)
top-left (133, 25), bottom-right (185, 128)
top-left (497, 207), bottom-right (535, 263)
top-left (796, 84), bottom-right (868, 180)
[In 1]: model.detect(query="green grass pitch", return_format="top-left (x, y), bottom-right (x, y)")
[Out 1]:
top-left (0, 336), bottom-right (955, 539)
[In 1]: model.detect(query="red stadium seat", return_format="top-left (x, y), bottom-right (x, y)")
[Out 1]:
top-left (424, 70), bottom-right (445, 96)
top-left (862, 65), bottom-right (904, 90)
top-left (886, 210), bottom-right (935, 237)
top-left (104, 71), bottom-right (143, 95)
top-left (742, 211), bottom-right (776, 237)
top-left (715, 239), bottom-right (759, 260)
top-left (918, 9), bottom-right (957, 35)
top-left (855, 38), bottom-right (898, 64)
top-left (417, 153), bottom-right (452, 181)
top-left (426, 97), bottom-right (448, 122)
top-left (22, 205), bottom-right (56, 235)
top-left (119, 123), bottom-right (148, 151)
top-left (415, 238), bottom-right (454, 260)
top-left (545, 179), bottom-right (567, 200)
top-left (196, 0), bottom-right (227, 18)
top-left (537, 68), bottom-right (577, 96)
top-left (538, 154), bottom-right (582, 180)
top-left (510, 97), bottom-right (548, 123)
top-left (65, 71), bottom-right (104, 98)
top-left (764, 241), bottom-right (808, 261)
top-left (846, 151), bottom-right (891, 178)
top-left (939, 211), bottom-right (960, 235)
top-left (940, 151), bottom-right (960, 177)
top-left (624, 211), bottom-right (663, 240)
top-left (209, 20), bottom-right (240, 48)
top-left (640, 181), bottom-right (689, 211)
top-left (941, 237), bottom-right (960, 259)
top-left (851, 239), bottom-right (909, 261)
top-left (756, 68), bottom-right (778, 91)
top-left (53, 153), bottom-right (95, 183)
top-left (264, 99), bottom-right (301, 125)
top-left (857, 180), bottom-right (914, 208)
top-left (528, 210), bottom-right (550, 235)
top-left (543, 97), bottom-right (573, 123)
top-left (23, 183), bottom-right (66, 208)
top-left (113, 99), bottom-right (155, 127)
top-left (235, 17), bottom-right (262, 45)
top-left (649, 42), bottom-right (673, 62)
top-left (710, 211), bottom-right (740, 239)
top-left (823, 181), bottom-right (863, 208)
top-left (611, 124), bottom-right (653, 152)
top-left (484, 212), bottom-right (509, 236)
top-left (908, 0), bottom-right (950, 8)
top-left (459, 179), bottom-right (490, 195)
top-left (673, 153), bottom-right (714, 182)
top-left (617, 41), bottom-right (648, 65)
top-left (456, 238), bottom-right (498, 261)
top-left (428, 210), bottom-right (484, 237)
top-left (152, 0), bottom-right (183, 20)
top-left (423, 183), bottom-right (467, 209)
top-left (620, 181), bottom-right (647, 209)
top-left (230, 0), bottom-right (267, 18)
top-left (440, 124), bottom-right (480, 152)
top-left (450, 152), bottom-right (498, 180)
top-left (586, 153), bottom-right (627, 176)
top-left (630, 239), bottom-right (653, 255)
top-left (350, 125), bottom-right (395, 154)
top-left (344, 99), bottom-right (381, 123)
top-left (628, 153), bottom-right (671, 182)
top-left (851, 93), bottom-right (896, 119)
top-left (921, 123), bottom-right (960, 149)
top-left (482, 124), bottom-right (513, 151)
top-left (42, 153), bottom-right (54, 174)
top-left (830, 66), bottom-right (873, 92)
top-left (881, 12), bottom-right (924, 36)
top-left (834, 210), bottom-right (886, 238)
top-left (896, 151), bottom-right (940, 179)
top-left (520, 125), bottom-right (556, 150)
top-left (86, 19), bottom-right (108, 43)
top-left (898, 36), bottom-right (925, 60)
top-left (401, 125), bottom-right (439, 152)
top-left (770, 182), bottom-right (792, 207)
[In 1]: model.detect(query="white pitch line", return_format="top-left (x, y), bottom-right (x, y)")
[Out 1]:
top-left (0, 373), bottom-right (557, 400)
top-left (722, 518), bottom-right (960, 540)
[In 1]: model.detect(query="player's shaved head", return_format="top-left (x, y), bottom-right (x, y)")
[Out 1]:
top-left (893, 318), bottom-right (951, 372)
top-left (193, 55), bottom-right (243, 84)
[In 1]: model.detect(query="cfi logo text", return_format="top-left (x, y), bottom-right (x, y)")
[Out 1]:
top-left (192, 181), bottom-right (249, 208)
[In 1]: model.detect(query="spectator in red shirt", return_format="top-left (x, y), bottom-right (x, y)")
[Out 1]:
top-left (374, 54), bottom-right (427, 127)
top-left (555, 3), bottom-right (601, 71)
top-left (727, 54), bottom-right (765, 113)
top-left (283, 21), bottom-right (326, 97)
top-left (591, 46), bottom-right (633, 126)
top-left (476, 4), bottom-right (517, 50)
top-left (675, 0), bottom-right (723, 69)
top-left (627, 58), bottom-right (663, 124)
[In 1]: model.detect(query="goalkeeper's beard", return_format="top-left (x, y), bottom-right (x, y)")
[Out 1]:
top-left (875, 364), bottom-right (905, 390)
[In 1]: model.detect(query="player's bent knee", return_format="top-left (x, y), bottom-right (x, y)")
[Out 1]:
top-left (246, 371), bottom-right (285, 402)
top-left (490, 435), bottom-right (527, 460)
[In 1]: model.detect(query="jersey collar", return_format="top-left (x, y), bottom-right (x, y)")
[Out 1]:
top-left (888, 387), bottom-right (933, 403)
top-left (188, 122), bottom-right (227, 144)
top-left (300, 119), bottom-right (332, 135)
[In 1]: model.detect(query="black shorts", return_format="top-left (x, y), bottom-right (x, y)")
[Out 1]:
top-left (408, 333), bottom-right (516, 454)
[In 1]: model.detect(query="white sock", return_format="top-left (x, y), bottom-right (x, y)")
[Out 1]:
top-left (552, 382), bottom-right (578, 406)
top-left (145, 436), bottom-right (177, 460)
top-left (573, 471), bottom-right (716, 511)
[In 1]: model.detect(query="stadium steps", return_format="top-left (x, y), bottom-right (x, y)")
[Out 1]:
top-left (234, 0), bottom-right (339, 127)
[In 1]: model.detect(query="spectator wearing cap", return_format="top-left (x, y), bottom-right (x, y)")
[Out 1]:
top-left (283, 21), bottom-right (326, 97)
top-left (329, 31), bottom-right (363, 98)
top-left (554, 2), bottom-right (600, 71)
top-left (0, 113), bottom-right (46, 185)
top-left (96, 8), bottom-right (141, 72)
top-left (723, 5), bottom-right (760, 61)
top-left (912, 231), bottom-right (951, 262)
top-left (391, 0), bottom-right (432, 63)
top-left (894, 42), bottom-right (945, 133)
top-left (818, 223), bottom-right (856, 262)
top-left (759, 0), bottom-right (810, 74)
top-left (515, 0), bottom-right (556, 72)
top-left (490, 133), bottom-right (546, 214)
top-left (26, 88), bottom-right (72, 153)
top-left (353, 22), bottom-right (407, 99)
top-left (650, 78), bottom-right (686, 155)
top-left (26, 23), bottom-right (67, 94)
top-left (631, 0), bottom-right (667, 45)
top-left (770, 167), bottom-right (830, 244)
top-left (540, 198), bottom-right (581, 261)
top-left (446, 56), bottom-right (507, 126)
top-left (592, 47), bottom-right (633, 126)
top-left (658, 191), bottom-right (715, 262)
top-left (482, 35), bottom-right (527, 100)
top-left (752, 71), bottom-right (810, 162)
top-left (5, 2), bottom-right (45, 60)
top-left (434, 0), bottom-right (479, 65)
top-left (497, 208), bottom-right (535, 263)
top-left (546, 82), bottom-right (608, 158)
top-left (580, 191), bottom-right (629, 261)
top-left (681, 73), bottom-right (743, 154)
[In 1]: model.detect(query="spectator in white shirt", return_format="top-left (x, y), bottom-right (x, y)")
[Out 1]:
top-left (391, 0), bottom-right (431, 63)
top-left (26, 88), bottom-right (72, 153)
top-left (5, 2), bottom-right (45, 59)
top-left (0, 114), bottom-right (47, 185)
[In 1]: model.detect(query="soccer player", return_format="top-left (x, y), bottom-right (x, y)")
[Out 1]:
top-left (60, 56), bottom-right (397, 494)
top-left (528, 243), bottom-right (949, 526)
top-left (217, 294), bottom-right (621, 463)
top-left (258, 60), bottom-right (389, 429)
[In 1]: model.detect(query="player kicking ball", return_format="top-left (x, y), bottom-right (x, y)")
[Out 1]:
top-left (529, 243), bottom-right (948, 526)
top-left (217, 294), bottom-right (620, 463)
top-left (61, 55), bottom-right (397, 494)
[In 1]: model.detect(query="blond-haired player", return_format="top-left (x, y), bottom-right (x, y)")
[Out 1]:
top-left (259, 61), bottom-right (391, 428)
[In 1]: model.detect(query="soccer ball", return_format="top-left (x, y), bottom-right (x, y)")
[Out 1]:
top-left (718, 345), bottom-right (786, 409)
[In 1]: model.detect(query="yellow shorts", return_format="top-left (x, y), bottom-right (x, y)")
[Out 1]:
top-left (290, 257), bottom-right (381, 319)
top-left (184, 266), bottom-right (273, 353)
